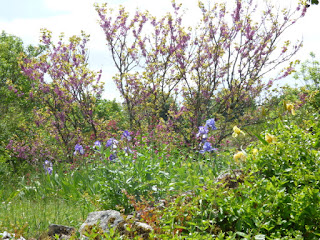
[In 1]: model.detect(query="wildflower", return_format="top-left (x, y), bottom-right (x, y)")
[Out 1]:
top-left (74, 144), bottom-right (84, 155)
top-left (43, 160), bottom-right (53, 174)
top-left (233, 151), bottom-right (246, 163)
top-left (232, 126), bottom-right (245, 138)
top-left (200, 142), bottom-right (216, 154)
top-left (265, 133), bottom-right (276, 144)
top-left (206, 118), bottom-right (217, 130)
top-left (122, 130), bottom-right (132, 141)
top-left (94, 140), bottom-right (102, 149)
top-left (252, 148), bottom-right (259, 156)
top-left (106, 138), bottom-right (119, 149)
top-left (109, 153), bottom-right (117, 161)
top-left (285, 103), bottom-right (295, 115)
top-left (196, 126), bottom-right (209, 140)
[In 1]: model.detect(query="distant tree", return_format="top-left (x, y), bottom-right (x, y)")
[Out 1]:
top-left (307, 0), bottom-right (319, 6)
top-left (294, 53), bottom-right (320, 111)
top-left (0, 31), bottom-right (43, 166)
top-left (0, 31), bottom-right (42, 110)
top-left (294, 52), bottom-right (320, 88)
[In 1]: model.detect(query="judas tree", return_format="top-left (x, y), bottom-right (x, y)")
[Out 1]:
top-left (8, 30), bottom-right (104, 163)
top-left (97, 0), bottom-right (306, 145)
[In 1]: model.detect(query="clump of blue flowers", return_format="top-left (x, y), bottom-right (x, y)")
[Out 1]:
top-left (196, 118), bottom-right (217, 154)
top-left (74, 130), bottom-right (134, 162)
top-left (43, 160), bottom-right (53, 175)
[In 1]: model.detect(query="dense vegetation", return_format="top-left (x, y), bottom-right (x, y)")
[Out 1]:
top-left (1, 0), bottom-right (319, 239)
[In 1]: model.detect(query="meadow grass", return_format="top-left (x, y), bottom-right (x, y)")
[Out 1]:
top-left (0, 146), bottom-right (231, 239)
top-left (0, 198), bottom-right (96, 239)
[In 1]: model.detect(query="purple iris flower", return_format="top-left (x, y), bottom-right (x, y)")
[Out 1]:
top-left (205, 118), bottom-right (217, 130)
top-left (109, 153), bottom-right (117, 161)
top-left (196, 126), bottom-right (209, 140)
top-left (199, 142), bottom-right (216, 154)
top-left (106, 138), bottom-right (118, 149)
top-left (43, 160), bottom-right (53, 174)
top-left (122, 130), bottom-right (132, 141)
top-left (74, 144), bottom-right (84, 155)
top-left (94, 140), bottom-right (102, 149)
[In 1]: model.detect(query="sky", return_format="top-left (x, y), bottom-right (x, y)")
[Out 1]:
top-left (1, 0), bottom-right (319, 101)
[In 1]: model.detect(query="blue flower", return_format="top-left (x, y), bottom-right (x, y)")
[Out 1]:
top-left (74, 144), bottom-right (84, 155)
top-left (199, 142), bottom-right (216, 154)
top-left (205, 118), bottom-right (217, 130)
top-left (43, 160), bottom-right (53, 174)
top-left (109, 153), bottom-right (117, 161)
top-left (94, 140), bottom-right (102, 149)
top-left (196, 126), bottom-right (209, 140)
top-left (122, 130), bottom-right (132, 141)
top-left (106, 138), bottom-right (118, 149)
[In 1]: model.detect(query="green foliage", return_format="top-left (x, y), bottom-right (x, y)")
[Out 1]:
top-left (294, 52), bottom-right (320, 88)
top-left (307, 0), bottom-right (319, 6)
top-left (94, 99), bottom-right (127, 130)
top-left (0, 31), bottom-right (44, 169)
top-left (0, 199), bottom-right (95, 239)
top-left (146, 123), bottom-right (320, 239)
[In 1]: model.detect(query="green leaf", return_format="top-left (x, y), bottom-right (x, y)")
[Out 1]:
top-left (252, 132), bottom-right (269, 145)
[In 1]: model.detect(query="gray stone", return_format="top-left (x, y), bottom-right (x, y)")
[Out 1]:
top-left (47, 224), bottom-right (76, 240)
top-left (133, 222), bottom-right (153, 233)
top-left (0, 231), bottom-right (12, 239)
top-left (79, 210), bottom-right (124, 234)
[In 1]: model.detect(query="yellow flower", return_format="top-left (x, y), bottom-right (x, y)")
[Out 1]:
top-left (265, 133), bottom-right (276, 144)
top-left (252, 148), bottom-right (258, 156)
top-left (286, 103), bottom-right (295, 115)
top-left (233, 151), bottom-right (246, 163)
top-left (232, 126), bottom-right (245, 138)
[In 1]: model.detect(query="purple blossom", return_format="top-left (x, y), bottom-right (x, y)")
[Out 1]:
top-left (106, 138), bottom-right (119, 149)
top-left (109, 153), bottom-right (117, 161)
top-left (43, 160), bottom-right (53, 174)
top-left (196, 126), bottom-right (209, 140)
top-left (74, 144), bottom-right (84, 155)
top-left (122, 130), bottom-right (132, 141)
top-left (205, 118), bottom-right (217, 130)
top-left (94, 140), bottom-right (102, 149)
top-left (199, 142), bottom-right (216, 154)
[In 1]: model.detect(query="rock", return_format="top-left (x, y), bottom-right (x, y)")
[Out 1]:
top-left (0, 231), bottom-right (26, 240)
top-left (133, 222), bottom-right (153, 234)
top-left (79, 210), bottom-right (153, 239)
top-left (116, 220), bottom-right (153, 240)
top-left (215, 169), bottom-right (244, 189)
top-left (0, 231), bottom-right (12, 239)
top-left (47, 224), bottom-right (76, 239)
top-left (79, 210), bottom-right (124, 234)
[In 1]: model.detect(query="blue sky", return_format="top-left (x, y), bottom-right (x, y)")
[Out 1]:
top-left (0, 0), bottom-right (319, 100)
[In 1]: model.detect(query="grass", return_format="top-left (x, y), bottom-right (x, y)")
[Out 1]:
top-left (0, 198), bottom-right (96, 239)
top-left (0, 146), bottom-right (231, 239)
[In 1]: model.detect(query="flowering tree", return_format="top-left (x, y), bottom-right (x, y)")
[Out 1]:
top-left (0, 32), bottom-right (44, 168)
top-left (7, 29), bottom-right (104, 163)
top-left (97, 0), bottom-right (306, 146)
